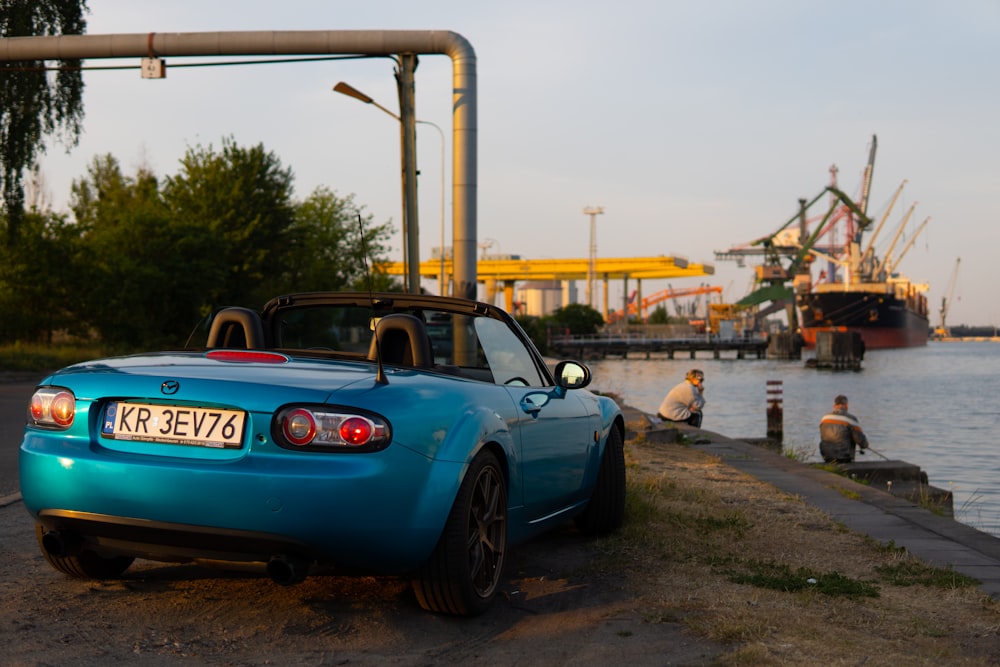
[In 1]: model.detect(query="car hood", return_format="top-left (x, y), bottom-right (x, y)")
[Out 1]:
top-left (40, 352), bottom-right (380, 411)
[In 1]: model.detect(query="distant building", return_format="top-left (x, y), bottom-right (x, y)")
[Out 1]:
top-left (520, 280), bottom-right (568, 317)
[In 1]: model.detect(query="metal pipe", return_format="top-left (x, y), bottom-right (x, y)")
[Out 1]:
top-left (0, 30), bottom-right (478, 298)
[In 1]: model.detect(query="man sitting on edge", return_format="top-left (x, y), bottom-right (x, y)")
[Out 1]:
top-left (819, 394), bottom-right (869, 463)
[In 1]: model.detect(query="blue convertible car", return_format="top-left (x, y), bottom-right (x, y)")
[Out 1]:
top-left (20, 292), bottom-right (625, 615)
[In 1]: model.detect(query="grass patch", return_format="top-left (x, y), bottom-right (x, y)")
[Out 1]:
top-left (913, 485), bottom-right (953, 517)
top-left (812, 461), bottom-right (847, 475)
top-left (721, 559), bottom-right (880, 598)
top-left (833, 486), bottom-right (862, 501)
top-left (599, 438), bottom-right (1000, 664)
top-left (782, 444), bottom-right (812, 462)
top-left (0, 342), bottom-right (110, 373)
top-left (875, 560), bottom-right (980, 589)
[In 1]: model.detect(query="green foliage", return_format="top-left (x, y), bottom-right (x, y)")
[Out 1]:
top-left (284, 186), bottom-right (395, 293)
top-left (548, 302), bottom-right (604, 335)
top-left (875, 560), bottom-right (980, 589)
top-left (0, 136), bottom-right (398, 350)
top-left (68, 155), bottom-right (203, 347)
top-left (0, 341), bottom-right (108, 373)
top-left (0, 1), bottom-right (88, 243)
top-left (723, 559), bottom-right (881, 598)
top-left (0, 207), bottom-right (78, 341)
top-left (515, 306), bottom-right (605, 354)
top-left (163, 137), bottom-right (297, 309)
top-left (647, 305), bottom-right (670, 324)
top-left (514, 315), bottom-right (549, 355)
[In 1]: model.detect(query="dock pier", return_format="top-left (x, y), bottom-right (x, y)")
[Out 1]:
top-left (548, 332), bottom-right (769, 360)
top-left (838, 460), bottom-right (953, 516)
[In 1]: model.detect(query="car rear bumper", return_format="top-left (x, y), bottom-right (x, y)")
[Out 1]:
top-left (20, 431), bottom-right (463, 573)
top-left (37, 509), bottom-right (314, 564)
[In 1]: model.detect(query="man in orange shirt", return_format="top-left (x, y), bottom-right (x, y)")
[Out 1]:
top-left (819, 394), bottom-right (869, 463)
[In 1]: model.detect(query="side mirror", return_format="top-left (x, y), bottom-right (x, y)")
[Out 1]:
top-left (553, 360), bottom-right (592, 390)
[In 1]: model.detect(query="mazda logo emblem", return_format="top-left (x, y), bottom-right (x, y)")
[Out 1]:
top-left (161, 380), bottom-right (180, 395)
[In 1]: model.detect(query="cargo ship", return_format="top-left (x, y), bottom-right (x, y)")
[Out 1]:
top-left (796, 278), bottom-right (930, 350)
top-left (795, 136), bottom-right (930, 350)
top-left (718, 135), bottom-right (931, 349)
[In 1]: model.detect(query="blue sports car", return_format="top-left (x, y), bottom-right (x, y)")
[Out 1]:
top-left (20, 292), bottom-right (625, 615)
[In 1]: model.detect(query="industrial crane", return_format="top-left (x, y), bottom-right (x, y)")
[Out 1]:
top-left (935, 257), bottom-right (961, 338)
top-left (606, 285), bottom-right (723, 324)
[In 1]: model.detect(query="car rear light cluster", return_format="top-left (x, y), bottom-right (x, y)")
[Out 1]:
top-left (274, 406), bottom-right (391, 452)
top-left (29, 387), bottom-right (76, 429)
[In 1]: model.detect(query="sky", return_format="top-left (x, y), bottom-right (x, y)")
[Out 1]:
top-left (31, 0), bottom-right (1000, 326)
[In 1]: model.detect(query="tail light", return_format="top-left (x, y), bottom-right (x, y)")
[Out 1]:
top-left (29, 387), bottom-right (76, 429)
top-left (274, 406), bottom-right (390, 452)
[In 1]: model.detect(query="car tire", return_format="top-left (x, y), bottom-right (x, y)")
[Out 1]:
top-left (575, 426), bottom-right (626, 535)
top-left (412, 449), bottom-right (508, 616)
top-left (35, 524), bottom-right (134, 579)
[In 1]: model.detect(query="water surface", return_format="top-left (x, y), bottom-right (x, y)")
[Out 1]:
top-left (588, 341), bottom-right (1000, 537)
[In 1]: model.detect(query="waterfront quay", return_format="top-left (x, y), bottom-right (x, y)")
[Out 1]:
top-left (623, 406), bottom-right (1000, 601)
top-left (548, 332), bottom-right (769, 360)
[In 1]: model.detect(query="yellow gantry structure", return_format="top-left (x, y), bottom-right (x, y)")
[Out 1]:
top-left (377, 255), bottom-right (715, 317)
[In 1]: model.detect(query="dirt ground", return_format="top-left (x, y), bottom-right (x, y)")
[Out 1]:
top-left (0, 502), bottom-right (721, 666)
top-left (2, 423), bottom-right (998, 666)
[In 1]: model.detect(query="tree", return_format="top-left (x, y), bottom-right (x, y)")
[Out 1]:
top-left (66, 144), bottom-right (399, 348)
top-left (69, 155), bottom-right (210, 347)
top-left (0, 207), bottom-right (78, 342)
top-left (0, 1), bottom-right (88, 244)
top-left (282, 186), bottom-right (397, 293)
top-left (514, 315), bottom-right (549, 356)
top-left (163, 137), bottom-right (296, 309)
top-left (0, 135), bottom-right (399, 348)
top-left (647, 305), bottom-right (670, 324)
top-left (549, 303), bottom-right (605, 336)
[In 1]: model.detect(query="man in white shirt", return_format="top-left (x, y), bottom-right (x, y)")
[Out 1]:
top-left (657, 369), bottom-right (706, 428)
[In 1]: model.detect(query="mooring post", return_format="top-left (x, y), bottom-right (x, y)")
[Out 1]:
top-left (766, 380), bottom-right (783, 442)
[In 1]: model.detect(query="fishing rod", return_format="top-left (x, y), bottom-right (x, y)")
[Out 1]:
top-left (862, 446), bottom-right (891, 461)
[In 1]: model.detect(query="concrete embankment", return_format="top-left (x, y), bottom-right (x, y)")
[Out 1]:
top-left (621, 405), bottom-right (1000, 601)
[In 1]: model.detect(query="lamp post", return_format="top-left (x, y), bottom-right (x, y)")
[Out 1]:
top-left (334, 75), bottom-right (426, 294)
top-left (583, 206), bottom-right (604, 309)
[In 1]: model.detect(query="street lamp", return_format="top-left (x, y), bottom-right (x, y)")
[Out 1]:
top-left (334, 81), bottom-right (447, 295)
top-left (583, 206), bottom-right (604, 309)
top-left (333, 74), bottom-right (424, 293)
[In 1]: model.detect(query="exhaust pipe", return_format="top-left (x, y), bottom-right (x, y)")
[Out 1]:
top-left (41, 530), bottom-right (80, 557)
top-left (266, 555), bottom-right (310, 586)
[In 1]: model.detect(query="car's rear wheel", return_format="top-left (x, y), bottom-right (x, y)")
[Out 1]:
top-left (412, 449), bottom-right (508, 616)
top-left (35, 524), bottom-right (134, 579)
top-left (575, 425), bottom-right (626, 534)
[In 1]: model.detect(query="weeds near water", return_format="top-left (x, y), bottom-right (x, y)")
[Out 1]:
top-left (953, 487), bottom-right (1000, 533)
top-left (914, 484), bottom-right (952, 517)
top-left (812, 461), bottom-right (847, 475)
top-left (957, 488), bottom-right (984, 516)
top-left (833, 485), bottom-right (862, 501)
top-left (782, 444), bottom-right (812, 462)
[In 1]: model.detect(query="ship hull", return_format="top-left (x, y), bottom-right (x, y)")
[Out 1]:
top-left (798, 289), bottom-right (929, 350)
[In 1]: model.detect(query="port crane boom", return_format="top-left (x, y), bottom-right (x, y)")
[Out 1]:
top-left (936, 257), bottom-right (961, 337)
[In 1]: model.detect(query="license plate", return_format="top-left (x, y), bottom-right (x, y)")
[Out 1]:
top-left (101, 402), bottom-right (246, 449)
